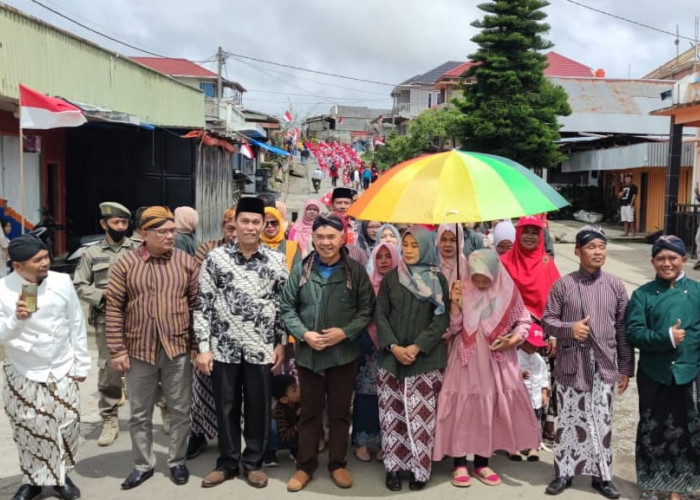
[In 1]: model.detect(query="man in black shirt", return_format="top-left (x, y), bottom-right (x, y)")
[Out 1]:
top-left (617, 173), bottom-right (637, 237)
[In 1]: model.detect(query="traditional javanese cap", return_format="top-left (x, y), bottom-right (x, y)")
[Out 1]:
top-left (140, 206), bottom-right (174, 230)
top-left (236, 197), bottom-right (265, 217)
top-left (652, 235), bottom-right (686, 258)
top-left (332, 187), bottom-right (354, 201)
top-left (8, 234), bottom-right (48, 262)
top-left (575, 225), bottom-right (607, 247)
top-left (99, 202), bottom-right (131, 219)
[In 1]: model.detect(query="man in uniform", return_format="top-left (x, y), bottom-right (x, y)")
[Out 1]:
top-left (73, 202), bottom-right (136, 447)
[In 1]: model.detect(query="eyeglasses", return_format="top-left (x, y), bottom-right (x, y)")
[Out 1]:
top-left (264, 220), bottom-right (279, 227)
top-left (149, 228), bottom-right (177, 236)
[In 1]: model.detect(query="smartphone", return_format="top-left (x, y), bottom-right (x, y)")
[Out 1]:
top-left (291, 211), bottom-right (299, 223)
top-left (22, 283), bottom-right (38, 312)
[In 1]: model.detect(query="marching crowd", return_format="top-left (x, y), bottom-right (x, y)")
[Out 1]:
top-left (1, 183), bottom-right (699, 500)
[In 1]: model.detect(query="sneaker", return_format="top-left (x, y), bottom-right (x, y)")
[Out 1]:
top-left (97, 416), bottom-right (119, 447)
top-left (263, 451), bottom-right (279, 468)
top-left (160, 406), bottom-right (170, 435)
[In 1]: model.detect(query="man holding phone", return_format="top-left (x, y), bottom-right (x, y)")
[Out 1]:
top-left (0, 234), bottom-right (90, 500)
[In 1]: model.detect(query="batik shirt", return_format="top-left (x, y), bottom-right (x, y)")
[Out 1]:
top-left (194, 242), bottom-right (288, 364)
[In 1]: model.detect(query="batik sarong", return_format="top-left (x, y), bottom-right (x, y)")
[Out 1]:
top-left (378, 367), bottom-right (442, 482)
top-left (2, 363), bottom-right (80, 486)
top-left (191, 369), bottom-right (217, 439)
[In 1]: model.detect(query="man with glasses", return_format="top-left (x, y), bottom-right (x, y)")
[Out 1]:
top-left (105, 206), bottom-right (200, 490)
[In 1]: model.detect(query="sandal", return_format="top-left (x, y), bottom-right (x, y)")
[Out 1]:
top-left (474, 466), bottom-right (501, 486)
top-left (354, 446), bottom-right (371, 462)
top-left (450, 466), bottom-right (471, 487)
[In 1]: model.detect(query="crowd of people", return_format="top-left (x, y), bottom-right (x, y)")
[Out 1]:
top-left (304, 140), bottom-right (379, 191)
top-left (0, 182), bottom-right (698, 500)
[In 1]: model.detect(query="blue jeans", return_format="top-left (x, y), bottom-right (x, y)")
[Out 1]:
top-left (268, 417), bottom-right (298, 454)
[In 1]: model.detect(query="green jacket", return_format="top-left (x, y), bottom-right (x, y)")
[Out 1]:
top-left (376, 269), bottom-right (449, 379)
top-left (280, 251), bottom-right (375, 373)
top-left (625, 275), bottom-right (700, 385)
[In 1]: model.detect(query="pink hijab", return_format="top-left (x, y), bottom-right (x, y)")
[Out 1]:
top-left (174, 206), bottom-right (198, 234)
top-left (437, 224), bottom-right (468, 289)
top-left (458, 249), bottom-right (525, 365)
top-left (289, 199), bottom-right (322, 256)
top-left (367, 242), bottom-right (399, 348)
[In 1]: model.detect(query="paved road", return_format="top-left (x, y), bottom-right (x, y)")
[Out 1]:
top-left (3, 157), bottom-right (698, 499)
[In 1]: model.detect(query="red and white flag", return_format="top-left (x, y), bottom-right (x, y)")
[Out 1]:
top-left (283, 110), bottom-right (293, 123)
top-left (338, 116), bottom-right (343, 124)
top-left (375, 137), bottom-right (385, 146)
top-left (19, 84), bottom-right (86, 130)
top-left (240, 143), bottom-right (254, 159)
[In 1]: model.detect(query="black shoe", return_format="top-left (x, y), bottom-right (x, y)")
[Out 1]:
top-left (186, 433), bottom-right (208, 460)
top-left (546, 477), bottom-right (572, 495)
top-left (263, 450), bottom-right (279, 467)
top-left (121, 468), bottom-right (154, 490)
top-left (385, 472), bottom-right (401, 491)
top-left (592, 478), bottom-right (621, 499)
top-left (170, 465), bottom-right (190, 485)
top-left (53, 476), bottom-right (81, 500)
top-left (408, 473), bottom-right (426, 491)
top-left (11, 484), bottom-right (42, 500)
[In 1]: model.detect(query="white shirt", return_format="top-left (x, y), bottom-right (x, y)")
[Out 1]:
top-left (517, 349), bottom-right (549, 409)
top-left (0, 270), bottom-right (90, 382)
top-left (311, 169), bottom-right (324, 180)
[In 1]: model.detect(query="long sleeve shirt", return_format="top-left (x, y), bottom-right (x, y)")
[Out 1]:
top-left (273, 401), bottom-right (300, 445)
top-left (194, 243), bottom-right (288, 364)
top-left (105, 245), bottom-right (199, 365)
top-left (543, 269), bottom-right (634, 391)
top-left (517, 350), bottom-right (549, 409)
top-left (0, 271), bottom-right (90, 381)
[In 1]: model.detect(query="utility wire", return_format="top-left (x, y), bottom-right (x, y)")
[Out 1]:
top-left (224, 50), bottom-right (398, 87)
top-left (565, 0), bottom-right (699, 43)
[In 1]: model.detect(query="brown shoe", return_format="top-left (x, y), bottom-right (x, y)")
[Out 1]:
top-left (331, 468), bottom-right (353, 488)
top-left (245, 469), bottom-right (268, 488)
top-left (201, 468), bottom-right (236, 488)
top-left (287, 470), bottom-right (311, 492)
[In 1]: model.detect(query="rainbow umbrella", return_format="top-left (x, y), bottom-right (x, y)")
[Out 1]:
top-left (347, 150), bottom-right (568, 224)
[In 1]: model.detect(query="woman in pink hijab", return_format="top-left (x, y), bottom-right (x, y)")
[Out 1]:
top-left (288, 199), bottom-right (321, 257)
top-left (352, 242), bottom-right (399, 462)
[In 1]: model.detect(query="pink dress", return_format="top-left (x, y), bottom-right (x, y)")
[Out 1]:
top-left (432, 307), bottom-right (541, 459)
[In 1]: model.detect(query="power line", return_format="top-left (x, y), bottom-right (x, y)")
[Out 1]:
top-left (564, 0), bottom-right (699, 43)
top-left (224, 50), bottom-right (398, 87)
top-left (245, 88), bottom-right (390, 101)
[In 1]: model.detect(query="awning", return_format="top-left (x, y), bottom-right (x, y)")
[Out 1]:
top-left (250, 138), bottom-right (289, 156)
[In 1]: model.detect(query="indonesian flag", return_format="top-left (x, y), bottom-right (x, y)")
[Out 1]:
top-left (375, 137), bottom-right (385, 146)
top-left (283, 110), bottom-right (293, 123)
top-left (240, 143), bottom-right (254, 159)
top-left (19, 84), bottom-right (87, 130)
top-left (338, 116), bottom-right (343, 124)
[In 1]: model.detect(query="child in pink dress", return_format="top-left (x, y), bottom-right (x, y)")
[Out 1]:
top-left (433, 249), bottom-right (541, 487)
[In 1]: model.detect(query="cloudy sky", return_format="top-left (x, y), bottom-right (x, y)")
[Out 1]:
top-left (6, 0), bottom-right (699, 120)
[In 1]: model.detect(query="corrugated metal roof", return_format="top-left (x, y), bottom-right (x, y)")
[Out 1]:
top-left (562, 141), bottom-right (694, 172)
top-left (131, 57), bottom-right (218, 78)
top-left (401, 61), bottom-right (463, 86)
top-left (643, 44), bottom-right (700, 80)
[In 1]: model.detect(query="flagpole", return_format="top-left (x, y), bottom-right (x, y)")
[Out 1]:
top-left (18, 103), bottom-right (25, 234)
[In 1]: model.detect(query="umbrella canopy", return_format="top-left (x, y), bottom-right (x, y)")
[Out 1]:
top-left (347, 150), bottom-right (569, 224)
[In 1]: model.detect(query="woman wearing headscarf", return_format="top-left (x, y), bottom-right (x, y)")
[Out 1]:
top-left (437, 224), bottom-right (468, 290)
top-left (174, 206), bottom-right (198, 256)
top-left (492, 221), bottom-right (516, 256)
top-left (376, 223), bottom-right (401, 251)
top-left (356, 220), bottom-right (381, 260)
top-left (433, 250), bottom-right (540, 488)
top-left (376, 226), bottom-right (449, 491)
top-left (352, 242), bottom-right (399, 463)
top-left (288, 200), bottom-right (321, 258)
top-left (261, 207), bottom-right (301, 271)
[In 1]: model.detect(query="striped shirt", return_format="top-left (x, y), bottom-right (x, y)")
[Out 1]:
top-left (105, 245), bottom-right (200, 365)
top-left (543, 269), bottom-right (634, 391)
top-left (194, 238), bottom-right (225, 267)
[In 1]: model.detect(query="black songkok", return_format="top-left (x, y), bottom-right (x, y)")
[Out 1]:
top-left (236, 197), bottom-right (265, 217)
top-left (652, 235), bottom-right (686, 258)
top-left (8, 234), bottom-right (48, 262)
top-left (575, 225), bottom-right (607, 247)
top-left (312, 214), bottom-right (345, 232)
top-left (332, 187), bottom-right (354, 201)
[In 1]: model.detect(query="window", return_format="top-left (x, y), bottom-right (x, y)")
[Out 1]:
top-left (199, 82), bottom-right (216, 98)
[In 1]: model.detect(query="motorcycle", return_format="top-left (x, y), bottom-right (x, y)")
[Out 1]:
top-left (312, 178), bottom-right (321, 193)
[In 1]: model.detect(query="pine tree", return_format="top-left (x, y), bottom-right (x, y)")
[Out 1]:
top-left (455, 0), bottom-right (571, 168)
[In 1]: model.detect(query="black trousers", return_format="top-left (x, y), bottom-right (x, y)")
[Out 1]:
top-left (211, 360), bottom-right (271, 472)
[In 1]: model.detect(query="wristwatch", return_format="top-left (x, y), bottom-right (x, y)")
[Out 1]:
top-left (387, 344), bottom-right (396, 352)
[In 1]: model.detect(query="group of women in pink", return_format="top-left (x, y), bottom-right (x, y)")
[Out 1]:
top-left (287, 196), bottom-right (561, 491)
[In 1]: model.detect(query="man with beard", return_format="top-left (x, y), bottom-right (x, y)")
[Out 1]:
top-left (74, 202), bottom-right (137, 447)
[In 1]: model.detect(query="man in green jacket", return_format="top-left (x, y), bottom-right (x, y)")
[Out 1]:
top-left (626, 235), bottom-right (700, 500)
top-left (280, 214), bottom-right (375, 493)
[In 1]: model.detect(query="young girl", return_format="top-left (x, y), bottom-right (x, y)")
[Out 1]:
top-left (352, 243), bottom-right (399, 462)
top-left (376, 226), bottom-right (449, 491)
top-left (433, 249), bottom-right (540, 487)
